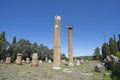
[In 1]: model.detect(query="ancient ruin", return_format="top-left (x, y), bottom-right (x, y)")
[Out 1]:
top-left (68, 26), bottom-right (74, 66)
top-left (76, 60), bottom-right (80, 65)
top-left (16, 53), bottom-right (22, 65)
top-left (53, 16), bottom-right (61, 69)
top-left (48, 60), bottom-right (52, 63)
top-left (31, 53), bottom-right (39, 67)
top-left (39, 60), bottom-right (42, 63)
top-left (5, 57), bottom-right (11, 64)
top-left (26, 58), bottom-right (30, 64)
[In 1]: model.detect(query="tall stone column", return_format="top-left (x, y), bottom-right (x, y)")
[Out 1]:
top-left (53, 16), bottom-right (61, 69)
top-left (68, 26), bottom-right (74, 66)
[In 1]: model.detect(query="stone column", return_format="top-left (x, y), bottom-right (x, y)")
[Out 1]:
top-left (53, 16), bottom-right (61, 69)
top-left (5, 57), bottom-right (11, 64)
top-left (16, 53), bottom-right (22, 65)
top-left (68, 26), bottom-right (74, 66)
top-left (31, 53), bottom-right (38, 67)
top-left (26, 58), bottom-right (30, 64)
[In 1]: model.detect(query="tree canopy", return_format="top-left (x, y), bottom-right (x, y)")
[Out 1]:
top-left (0, 32), bottom-right (66, 62)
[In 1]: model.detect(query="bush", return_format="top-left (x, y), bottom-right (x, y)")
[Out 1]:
top-left (115, 52), bottom-right (120, 59)
top-left (84, 56), bottom-right (89, 60)
top-left (111, 63), bottom-right (120, 80)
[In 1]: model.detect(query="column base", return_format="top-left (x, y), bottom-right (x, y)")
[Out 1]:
top-left (52, 66), bottom-right (61, 69)
top-left (68, 63), bottom-right (74, 66)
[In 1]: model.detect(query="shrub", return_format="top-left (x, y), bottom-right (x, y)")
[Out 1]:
top-left (111, 63), bottom-right (120, 80)
top-left (115, 52), bottom-right (120, 59)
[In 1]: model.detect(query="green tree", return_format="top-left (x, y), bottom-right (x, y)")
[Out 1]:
top-left (12, 39), bottom-right (32, 60)
top-left (7, 37), bottom-right (17, 59)
top-left (38, 44), bottom-right (44, 60)
top-left (84, 56), bottom-right (89, 60)
top-left (61, 53), bottom-right (66, 60)
top-left (102, 42), bottom-right (110, 59)
top-left (0, 32), bottom-right (9, 60)
top-left (12, 36), bottom-right (16, 44)
top-left (32, 42), bottom-right (39, 53)
top-left (48, 49), bottom-right (53, 61)
top-left (0, 32), bottom-right (6, 41)
top-left (118, 34), bottom-right (120, 51)
top-left (113, 35), bottom-right (118, 55)
top-left (93, 47), bottom-right (100, 60)
top-left (115, 52), bottom-right (120, 59)
top-left (109, 36), bottom-right (118, 56)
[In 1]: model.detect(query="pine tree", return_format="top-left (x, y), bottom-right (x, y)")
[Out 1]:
top-left (93, 47), bottom-right (100, 60)
top-left (12, 36), bottom-right (16, 44)
top-left (109, 37), bottom-right (115, 55)
top-left (0, 32), bottom-right (7, 60)
top-left (118, 34), bottom-right (120, 51)
top-left (113, 35), bottom-right (118, 55)
top-left (0, 32), bottom-right (6, 41)
top-left (102, 42), bottom-right (110, 59)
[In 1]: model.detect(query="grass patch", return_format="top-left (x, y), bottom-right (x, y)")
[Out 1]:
top-left (0, 61), bottom-right (112, 80)
top-left (1, 78), bottom-right (8, 80)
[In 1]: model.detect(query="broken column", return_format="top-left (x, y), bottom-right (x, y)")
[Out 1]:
top-left (26, 57), bottom-right (30, 64)
top-left (16, 53), bottom-right (22, 65)
top-left (68, 26), bottom-right (74, 66)
top-left (76, 60), bottom-right (80, 65)
top-left (31, 53), bottom-right (38, 67)
top-left (53, 16), bottom-right (61, 69)
top-left (48, 60), bottom-right (52, 63)
top-left (39, 60), bottom-right (42, 63)
top-left (5, 57), bottom-right (11, 64)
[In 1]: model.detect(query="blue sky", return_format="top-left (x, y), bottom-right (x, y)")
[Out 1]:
top-left (0, 0), bottom-right (120, 56)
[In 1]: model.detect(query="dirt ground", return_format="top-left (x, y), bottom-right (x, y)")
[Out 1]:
top-left (0, 61), bottom-right (111, 80)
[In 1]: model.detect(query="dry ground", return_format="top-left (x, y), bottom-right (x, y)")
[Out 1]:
top-left (0, 61), bottom-right (111, 80)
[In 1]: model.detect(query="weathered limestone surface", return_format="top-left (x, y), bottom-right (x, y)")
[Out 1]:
top-left (68, 26), bottom-right (74, 66)
top-left (31, 53), bottom-right (39, 67)
top-left (26, 58), bottom-right (30, 64)
top-left (48, 60), bottom-right (52, 63)
top-left (76, 60), bottom-right (80, 65)
top-left (103, 55), bottom-right (119, 70)
top-left (5, 57), bottom-right (11, 64)
top-left (95, 64), bottom-right (105, 72)
top-left (53, 16), bottom-right (61, 69)
top-left (16, 53), bottom-right (22, 65)
top-left (39, 60), bottom-right (42, 63)
top-left (81, 59), bottom-right (84, 64)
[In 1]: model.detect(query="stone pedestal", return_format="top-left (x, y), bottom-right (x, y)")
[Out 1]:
top-left (76, 60), bottom-right (80, 65)
top-left (26, 58), bottom-right (30, 64)
top-left (53, 16), bottom-right (61, 69)
top-left (61, 59), bottom-right (66, 63)
top-left (5, 57), bottom-right (11, 64)
top-left (68, 26), bottom-right (74, 66)
top-left (80, 59), bottom-right (84, 64)
top-left (45, 57), bottom-right (48, 62)
top-left (39, 60), bottom-right (42, 63)
top-left (22, 60), bottom-right (25, 63)
top-left (16, 53), bottom-right (22, 65)
top-left (86, 60), bottom-right (89, 63)
top-left (31, 53), bottom-right (38, 67)
top-left (48, 60), bottom-right (52, 63)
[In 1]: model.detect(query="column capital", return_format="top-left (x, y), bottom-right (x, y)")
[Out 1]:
top-left (55, 16), bottom-right (61, 20)
top-left (67, 25), bottom-right (73, 30)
